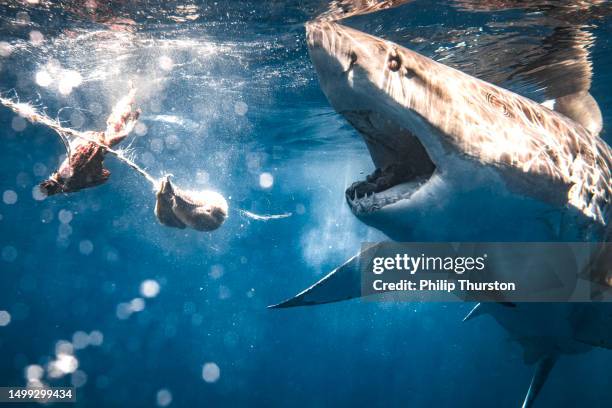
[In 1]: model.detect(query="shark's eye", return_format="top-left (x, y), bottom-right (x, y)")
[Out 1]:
top-left (388, 54), bottom-right (401, 72)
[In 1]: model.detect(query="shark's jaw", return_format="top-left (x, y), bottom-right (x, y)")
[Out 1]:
top-left (341, 109), bottom-right (437, 215)
top-left (307, 20), bottom-right (442, 215)
top-left (306, 21), bottom-right (611, 227)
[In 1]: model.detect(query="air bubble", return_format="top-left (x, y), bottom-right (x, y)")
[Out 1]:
top-left (72, 331), bottom-right (90, 349)
top-left (134, 122), bottom-right (148, 136)
top-left (159, 56), bottom-right (173, 71)
top-left (0, 310), bottom-right (11, 326)
top-left (78, 240), bottom-right (94, 255)
top-left (234, 101), bottom-right (248, 116)
top-left (3, 190), bottom-right (18, 204)
top-left (70, 111), bottom-right (85, 128)
top-left (259, 172), bottom-right (273, 189)
top-left (202, 362), bottom-right (220, 383)
top-left (129, 298), bottom-right (145, 312)
top-left (29, 31), bottom-right (44, 45)
top-left (25, 365), bottom-right (43, 381)
top-left (156, 389), bottom-right (172, 407)
top-left (89, 330), bottom-right (103, 346)
top-left (2, 246), bottom-right (17, 262)
top-left (11, 117), bottom-right (26, 132)
top-left (32, 186), bottom-right (47, 201)
top-left (58, 209), bottom-right (73, 224)
top-left (209, 264), bottom-right (224, 280)
top-left (71, 370), bottom-right (88, 388)
top-left (140, 279), bottom-right (160, 298)
top-left (35, 70), bottom-right (52, 87)
top-left (0, 42), bottom-right (12, 57)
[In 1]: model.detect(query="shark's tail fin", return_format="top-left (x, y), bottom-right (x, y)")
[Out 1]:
top-left (521, 355), bottom-right (558, 408)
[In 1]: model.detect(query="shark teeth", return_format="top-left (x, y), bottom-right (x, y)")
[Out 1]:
top-left (346, 179), bottom-right (426, 215)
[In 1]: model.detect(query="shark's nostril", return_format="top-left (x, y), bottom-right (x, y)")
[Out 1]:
top-left (345, 51), bottom-right (358, 72)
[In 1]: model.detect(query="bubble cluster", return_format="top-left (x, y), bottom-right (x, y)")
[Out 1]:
top-left (48, 353), bottom-right (78, 378)
top-left (20, 330), bottom-right (100, 387)
top-left (117, 280), bottom-right (156, 320)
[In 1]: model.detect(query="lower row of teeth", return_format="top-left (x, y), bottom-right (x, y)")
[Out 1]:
top-left (348, 190), bottom-right (407, 213)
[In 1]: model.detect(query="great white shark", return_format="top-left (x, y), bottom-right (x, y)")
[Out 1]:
top-left (271, 19), bottom-right (612, 407)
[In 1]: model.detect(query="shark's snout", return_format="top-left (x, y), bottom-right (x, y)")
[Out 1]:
top-left (305, 21), bottom-right (355, 83)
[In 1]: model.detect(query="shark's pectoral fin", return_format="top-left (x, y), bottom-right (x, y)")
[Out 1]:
top-left (522, 355), bottom-right (558, 408)
top-left (268, 253), bottom-right (362, 308)
top-left (269, 244), bottom-right (382, 309)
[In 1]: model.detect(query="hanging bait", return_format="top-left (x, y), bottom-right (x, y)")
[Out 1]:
top-left (38, 89), bottom-right (140, 196)
top-left (155, 176), bottom-right (228, 231)
top-left (1, 89), bottom-right (288, 233)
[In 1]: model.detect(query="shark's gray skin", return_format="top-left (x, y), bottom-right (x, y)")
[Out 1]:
top-left (443, 0), bottom-right (607, 137)
top-left (271, 19), bottom-right (612, 408)
top-left (306, 20), bottom-right (610, 241)
top-left (464, 302), bottom-right (612, 408)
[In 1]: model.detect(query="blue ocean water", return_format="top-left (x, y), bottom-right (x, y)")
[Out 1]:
top-left (0, 1), bottom-right (611, 407)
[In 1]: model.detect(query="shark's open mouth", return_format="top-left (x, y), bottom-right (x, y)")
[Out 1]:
top-left (345, 137), bottom-right (436, 215)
